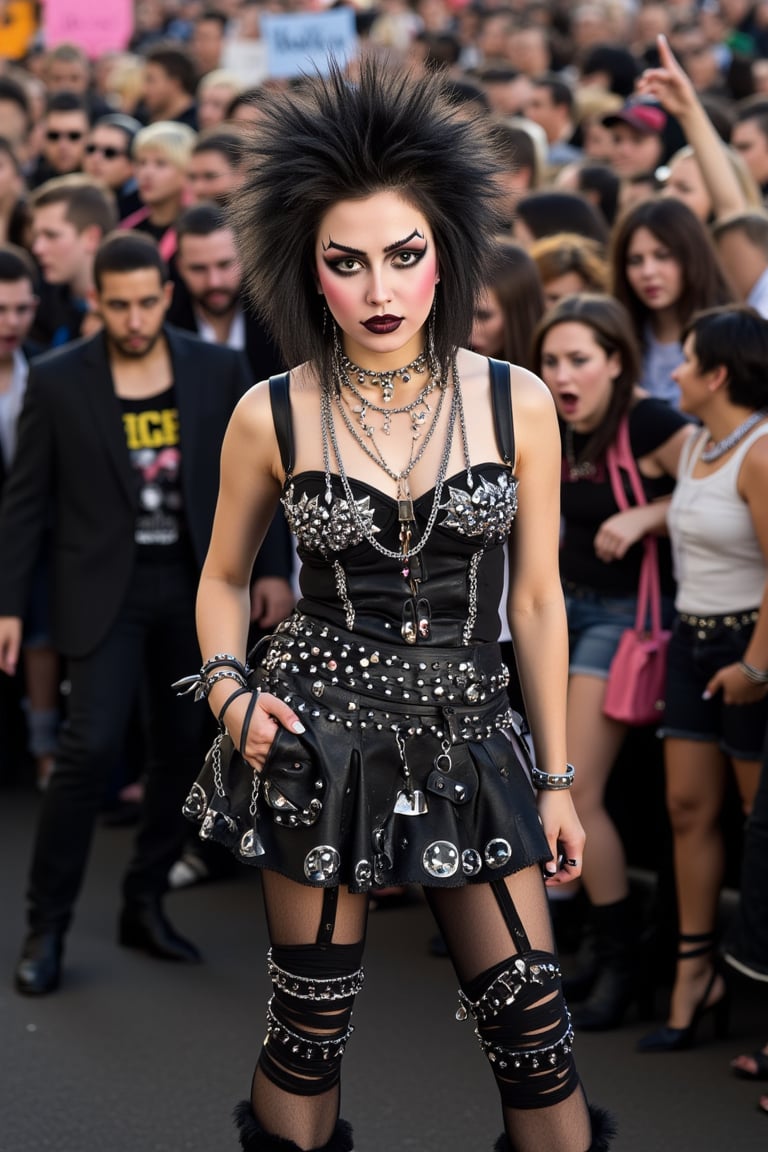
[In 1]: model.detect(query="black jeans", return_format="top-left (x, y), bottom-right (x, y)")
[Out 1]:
top-left (26, 559), bottom-right (209, 933)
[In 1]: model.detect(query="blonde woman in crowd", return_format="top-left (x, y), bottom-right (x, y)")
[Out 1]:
top-left (529, 233), bottom-right (609, 309)
top-left (122, 121), bottom-right (196, 261)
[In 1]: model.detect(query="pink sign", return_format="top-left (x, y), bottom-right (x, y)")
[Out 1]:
top-left (43, 0), bottom-right (133, 58)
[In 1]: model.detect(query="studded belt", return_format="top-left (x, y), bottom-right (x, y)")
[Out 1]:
top-left (257, 612), bottom-right (514, 743)
top-left (678, 610), bottom-right (758, 635)
top-left (267, 612), bottom-right (510, 708)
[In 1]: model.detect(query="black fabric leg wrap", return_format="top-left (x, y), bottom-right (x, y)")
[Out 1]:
top-left (492, 1104), bottom-right (617, 1151)
top-left (459, 949), bottom-right (579, 1110)
top-left (233, 1101), bottom-right (353, 1151)
top-left (258, 942), bottom-right (364, 1098)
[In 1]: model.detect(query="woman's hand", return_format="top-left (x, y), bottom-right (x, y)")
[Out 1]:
top-left (537, 790), bottom-right (585, 887)
top-left (594, 506), bottom-right (654, 562)
top-left (225, 689), bottom-right (305, 770)
top-left (704, 662), bottom-right (768, 706)
top-left (635, 34), bottom-right (697, 122)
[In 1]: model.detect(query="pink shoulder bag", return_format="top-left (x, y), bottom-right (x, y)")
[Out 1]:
top-left (602, 416), bottom-right (671, 726)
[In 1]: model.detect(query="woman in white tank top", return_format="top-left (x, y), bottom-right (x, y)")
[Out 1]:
top-left (638, 306), bottom-right (768, 1056)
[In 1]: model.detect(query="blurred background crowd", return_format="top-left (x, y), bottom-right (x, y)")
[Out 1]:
top-left (1, 0), bottom-right (768, 1105)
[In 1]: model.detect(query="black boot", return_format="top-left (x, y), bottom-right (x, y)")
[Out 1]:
top-left (493, 1103), bottom-right (616, 1151)
top-left (118, 896), bottom-right (201, 962)
top-left (14, 929), bottom-right (65, 995)
top-left (570, 899), bottom-right (635, 1031)
top-left (562, 931), bottom-right (598, 1002)
top-left (234, 1102), bottom-right (353, 1151)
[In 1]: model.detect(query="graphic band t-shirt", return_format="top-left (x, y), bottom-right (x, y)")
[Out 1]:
top-left (121, 384), bottom-right (190, 561)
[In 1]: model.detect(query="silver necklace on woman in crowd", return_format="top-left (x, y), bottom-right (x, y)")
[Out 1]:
top-left (700, 409), bottom-right (768, 463)
top-left (564, 424), bottom-right (596, 480)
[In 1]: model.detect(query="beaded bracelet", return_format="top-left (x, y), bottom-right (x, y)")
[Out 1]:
top-left (531, 764), bottom-right (575, 791)
top-left (739, 660), bottom-right (768, 686)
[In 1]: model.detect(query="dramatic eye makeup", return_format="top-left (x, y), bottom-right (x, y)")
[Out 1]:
top-left (321, 230), bottom-right (428, 274)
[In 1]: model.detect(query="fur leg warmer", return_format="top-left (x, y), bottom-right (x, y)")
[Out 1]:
top-left (233, 1102), bottom-right (353, 1152)
top-left (493, 1103), bottom-right (616, 1152)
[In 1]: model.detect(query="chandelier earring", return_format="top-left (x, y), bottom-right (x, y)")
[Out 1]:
top-left (331, 316), bottom-right (345, 380)
top-left (427, 295), bottom-right (440, 382)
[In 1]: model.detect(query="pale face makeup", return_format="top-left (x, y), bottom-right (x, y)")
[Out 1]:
top-left (540, 320), bottom-right (620, 433)
top-left (625, 226), bottom-right (683, 317)
top-left (315, 189), bottom-right (439, 369)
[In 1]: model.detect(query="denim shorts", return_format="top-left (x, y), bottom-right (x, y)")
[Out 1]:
top-left (659, 614), bottom-right (768, 760)
top-left (563, 583), bottom-right (674, 680)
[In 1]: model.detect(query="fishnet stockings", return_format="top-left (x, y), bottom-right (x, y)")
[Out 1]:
top-left (254, 866), bottom-right (591, 1152)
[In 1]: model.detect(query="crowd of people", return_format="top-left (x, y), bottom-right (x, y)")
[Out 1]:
top-left (2, 0), bottom-right (768, 1147)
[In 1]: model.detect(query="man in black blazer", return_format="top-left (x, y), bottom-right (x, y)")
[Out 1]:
top-left (0, 232), bottom-right (254, 995)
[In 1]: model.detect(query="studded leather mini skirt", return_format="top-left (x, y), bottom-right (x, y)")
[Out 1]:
top-left (182, 612), bottom-right (551, 893)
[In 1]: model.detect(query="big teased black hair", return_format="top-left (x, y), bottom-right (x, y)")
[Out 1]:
top-left (229, 58), bottom-right (507, 381)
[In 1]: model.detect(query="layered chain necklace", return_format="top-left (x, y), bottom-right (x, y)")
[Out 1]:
top-left (341, 370), bottom-right (440, 437)
top-left (700, 409), bottom-right (768, 463)
top-left (323, 357), bottom-right (472, 562)
top-left (321, 354), bottom-right (473, 642)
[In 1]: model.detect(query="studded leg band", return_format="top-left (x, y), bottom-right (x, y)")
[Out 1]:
top-left (258, 943), bottom-right (365, 1097)
top-left (457, 950), bottom-right (579, 1109)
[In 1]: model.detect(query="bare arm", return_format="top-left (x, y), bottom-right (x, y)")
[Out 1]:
top-left (195, 379), bottom-right (303, 758)
top-left (637, 34), bottom-right (747, 222)
top-left (593, 422), bottom-right (694, 560)
top-left (706, 435), bottom-right (768, 704)
top-left (506, 367), bottom-right (584, 884)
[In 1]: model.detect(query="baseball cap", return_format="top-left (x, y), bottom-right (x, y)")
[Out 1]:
top-left (603, 101), bottom-right (667, 136)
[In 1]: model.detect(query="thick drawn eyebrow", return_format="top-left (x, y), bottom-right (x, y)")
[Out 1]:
top-left (322, 230), bottom-right (425, 258)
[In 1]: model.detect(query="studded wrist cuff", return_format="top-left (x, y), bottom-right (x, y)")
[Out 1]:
top-left (531, 764), bottom-right (575, 790)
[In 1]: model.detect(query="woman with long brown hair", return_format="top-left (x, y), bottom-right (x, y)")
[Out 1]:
top-left (610, 196), bottom-right (731, 407)
top-left (532, 293), bottom-right (691, 1031)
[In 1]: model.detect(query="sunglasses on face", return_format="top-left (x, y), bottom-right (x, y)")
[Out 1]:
top-left (46, 130), bottom-right (85, 143)
top-left (85, 143), bottom-right (128, 160)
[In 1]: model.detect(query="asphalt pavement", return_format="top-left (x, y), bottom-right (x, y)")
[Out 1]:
top-left (1, 785), bottom-right (767, 1152)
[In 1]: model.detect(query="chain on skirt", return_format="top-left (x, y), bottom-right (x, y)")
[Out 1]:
top-left (182, 612), bottom-right (551, 892)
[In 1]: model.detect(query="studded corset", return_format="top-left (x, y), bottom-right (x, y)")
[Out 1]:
top-left (282, 464), bottom-right (519, 646)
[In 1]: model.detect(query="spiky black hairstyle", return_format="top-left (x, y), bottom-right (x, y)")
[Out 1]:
top-left (229, 59), bottom-right (507, 381)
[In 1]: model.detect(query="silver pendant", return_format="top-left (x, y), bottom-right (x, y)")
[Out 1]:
top-left (394, 789), bottom-right (429, 815)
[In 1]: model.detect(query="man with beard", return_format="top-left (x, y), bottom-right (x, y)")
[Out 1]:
top-left (0, 231), bottom-right (252, 995)
top-left (171, 200), bottom-right (293, 630)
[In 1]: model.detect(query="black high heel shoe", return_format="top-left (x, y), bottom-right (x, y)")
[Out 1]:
top-left (637, 932), bottom-right (730, 1053)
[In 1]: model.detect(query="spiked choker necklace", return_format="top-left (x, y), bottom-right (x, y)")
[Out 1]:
top-left (339, 351), bottom-right (430, 403)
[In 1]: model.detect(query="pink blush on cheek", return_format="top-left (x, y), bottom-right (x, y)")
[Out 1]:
top-left (410, 254), bottom-right (439, 310)
top-left (317, 274), bottom-right (348, 314)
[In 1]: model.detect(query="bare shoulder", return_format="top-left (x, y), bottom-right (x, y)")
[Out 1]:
top-left (229, 362), bottom-right (320, 480)
top-left (509, 364), bottom-right (556, 418)
top-left (740, 426), bottom-right (768, 490)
